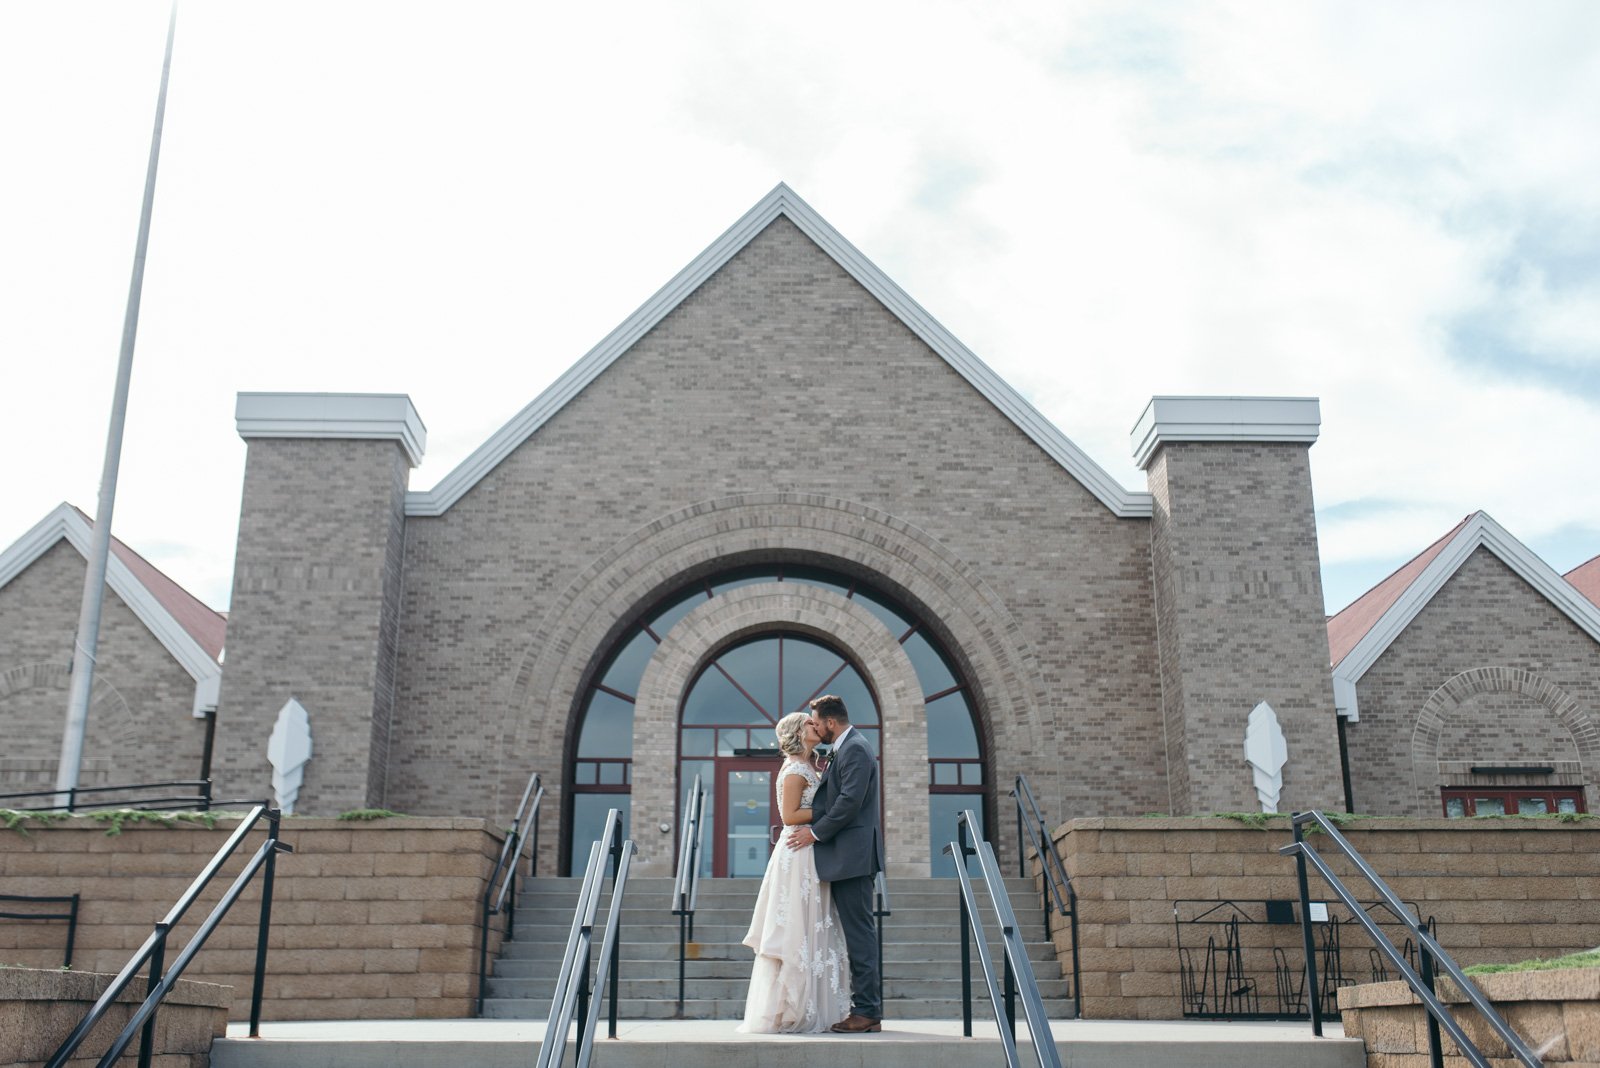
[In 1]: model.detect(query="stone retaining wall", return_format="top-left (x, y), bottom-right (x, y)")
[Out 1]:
top-left (0, 815), bottom-right (507, 1020)
top-left (0, 967), bottom-right (230, 1068)
top-left (1039, 816), bottom-right (1600, 1020)
top-left (1338, 967), bottom-right (1600, 1066)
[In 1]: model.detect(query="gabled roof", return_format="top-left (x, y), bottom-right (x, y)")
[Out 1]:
top-left (1567, 553), bottom-right (1600, 608)
top-left (1327, 511), bottom-right (1600, 721)
top-left (402, 183), bottom-right (1154, 520)
top-left (0, 504), bottom-right (224, 717)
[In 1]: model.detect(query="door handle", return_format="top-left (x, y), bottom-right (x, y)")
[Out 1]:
top-left (770, 825), bottom-right (782, 845)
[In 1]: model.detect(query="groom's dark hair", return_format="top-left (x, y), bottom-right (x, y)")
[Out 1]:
top-left (810, 694), bottom-right (849, 723)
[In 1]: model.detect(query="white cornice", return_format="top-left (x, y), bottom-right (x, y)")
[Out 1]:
top-left (1331, 511), bottom-right (1600, 722)
top-left (403, 183), bottom-right (1153, 519)
top-left (0, 504), bottom-right (224, 717)
top-left (1131, 396), bottom-right (1321, 470)
top-left (237, 392), bottom-right (427, 467)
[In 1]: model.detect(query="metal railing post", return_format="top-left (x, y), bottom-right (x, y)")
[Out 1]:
top-left (136, 923), bottom-right (167, 1068)
top-left (201, 778), bottom-right (213, 813)
top-left (1290, 815), bottom-right (1323, 1037)
top-left (608, 830), bottom-right (621, 1039)
top-left (957, 825), bottom-right (973, 1038)
top-left (249, 809), bottom-right (280, 1038)
top-left (1419, 943), bottom-right (1445, 1068)
top-left (1003, 947), bottom-right (1016, 1039)
top-left (65, 894), bottom-right (80, 969)
top-left (1016, 793), bottom-right (1026, 880)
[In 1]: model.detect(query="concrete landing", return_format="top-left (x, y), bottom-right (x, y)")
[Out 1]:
top-left (213, 1018), bottom-right (1363, 1068)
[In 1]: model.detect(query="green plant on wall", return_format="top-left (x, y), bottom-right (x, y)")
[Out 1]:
top-left (0, 808), bottom-right (232, 837)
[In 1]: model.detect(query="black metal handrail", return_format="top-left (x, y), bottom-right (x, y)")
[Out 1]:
top-left (0, 893), bottom-right (80, 967)
top-left (873, 869), bottom-right (891, 1010)
top-left (670, 774), bottom-right (706, 1015)
top-left (1281, 811), bottom-right (1543, 1068)
top-left (44, 802), bottom-right (290, 1068)
top-left (945, 809), bottom-right (1062, 1068)
top-left (535, 807), bottom-right (634, 1068)
top-left (476, 770), bottom-right (544, 1015)
top-left (0, 778), bottom-right (214, 813)
top-left (1011, 774), bottom-right (1080, 1005)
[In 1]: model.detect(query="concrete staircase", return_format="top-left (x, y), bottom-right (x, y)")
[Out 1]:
top-left (482, 875), bottom-right (1075, 1021)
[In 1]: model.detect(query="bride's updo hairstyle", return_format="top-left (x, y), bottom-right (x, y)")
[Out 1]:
top-left (775, 711), bottom-right (810, 757)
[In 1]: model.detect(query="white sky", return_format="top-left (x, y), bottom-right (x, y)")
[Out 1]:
top-left (2, 1), bottom-right (1597, 616)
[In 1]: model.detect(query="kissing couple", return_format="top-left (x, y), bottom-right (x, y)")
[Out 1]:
top-left (736, 694), bottom-right (885, 1034)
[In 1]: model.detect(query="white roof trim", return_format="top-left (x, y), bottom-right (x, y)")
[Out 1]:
top-left (404, 183), bottom-right (1153, 519)
top-left (1131, 396), bottom-right (1321, 470)
top-left (0, 504), bottom-right (224, 718)
top-left (1332, 511), bottom-right (1600, 722)
top-left (237, 392), bottom-right (427, 467)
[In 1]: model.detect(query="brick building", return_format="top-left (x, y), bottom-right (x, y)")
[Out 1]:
top-left (0, 503), bottom-right (224, 792)
top-left (7, 186), bottom-right (1597, 880)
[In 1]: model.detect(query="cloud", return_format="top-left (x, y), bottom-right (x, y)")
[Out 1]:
top-left (0, 0), bottom-right (1596, 616)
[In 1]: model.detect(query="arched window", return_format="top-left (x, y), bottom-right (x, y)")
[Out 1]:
top-left (567, 565), bottom-right (985, 876)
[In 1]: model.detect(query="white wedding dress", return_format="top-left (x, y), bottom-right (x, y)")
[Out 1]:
top-left (736, 759), bottom-right (852, 1033)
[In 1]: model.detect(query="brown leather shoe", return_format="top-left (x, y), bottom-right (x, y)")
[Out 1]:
top-left (830, 1014), bottom-right (882, 1033)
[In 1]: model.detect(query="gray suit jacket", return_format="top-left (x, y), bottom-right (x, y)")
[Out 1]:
top-left (809, 729), bottom-right (884, 882)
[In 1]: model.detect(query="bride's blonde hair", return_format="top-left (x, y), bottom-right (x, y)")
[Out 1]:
top-left (775, 711), bottom-right (810, 756)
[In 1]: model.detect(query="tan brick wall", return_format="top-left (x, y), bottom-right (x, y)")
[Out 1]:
top-left (0, 540), bottom-right (208, 789)
top-left (214, 438), bottom-right (411, 813)
top-left (1042, 816), bottom-right (1600, 1020)
top-left (0, 816), bottom-right (507, 1021)
top-left (1347, 547), bottom-right (1600, 817)
top-left (1145, 442), bottom-right (1344, 814)
top-left (382, 215), bottom-right (1168, 866)
top-left (1, 967), bottom-right (229, 1068)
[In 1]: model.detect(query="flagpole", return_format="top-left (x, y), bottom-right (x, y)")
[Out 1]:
top-left (56, 1), bottom-right (180, 807)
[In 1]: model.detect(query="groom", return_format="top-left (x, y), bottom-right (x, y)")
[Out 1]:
top-left (786, 694), bottom-right (884, 1033)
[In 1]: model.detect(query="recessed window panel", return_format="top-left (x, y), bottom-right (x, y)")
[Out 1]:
top-left (850, 588), bottom-right (914, 637)
top-left (1518, 797), bottom-right (1548, 815)
top-left (933, 763), bottom-right (959, 785)
top-left (857, 728), bottom-right (879, 755)
top-left (902, 629), bottom-right (958, 697)
top-left (749, 728), bottom-right (778, 751)
top-left (926, 691), bottom-right (980, 759)
top-left (1445, 796), bottom-right (1466, 818)
top-left (715, 639), bottom-right (780, 719)
top-left (782, 566), bottom-right (852, 597)
top-left (821, 664), bottom-right (878, 726)
top-left (961, 763), bottom-right (984, 786)
top-left (1559, 797), bottom-right (1578, 814)
top-left (782, 637), bottom-right (846, 713)
top-left (682, 665), bottom-right (769, 725)
top-left (574, 762), bottom-right (597, 785)
top-left (930, 794), bottom-right (983, 879)
top-left (577, 690), bottom-right (635, 758)
top-left (569, 795), bottom-right (630, 877)
top-left (1474, 797), bottom-right (1506, 816)
top-left (647, 588), bottom-right (710, 638)
top-left (681, 728), bottom-right (715, 757)
top-left (718, 728), bottom-right (743, 756)
top-left (710, 568), bottom-right (781, 595)
top-left (599, 763), bottom-right (626, 785)
top-left (599, 628), bottom-right (656, 698)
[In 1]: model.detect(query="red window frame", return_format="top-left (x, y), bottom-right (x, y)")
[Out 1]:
top-left (1440, 787), bottom-right (1585, 817)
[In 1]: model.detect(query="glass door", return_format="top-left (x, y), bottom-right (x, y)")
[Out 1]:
top-left (716, 759), bottom-right (779, 877)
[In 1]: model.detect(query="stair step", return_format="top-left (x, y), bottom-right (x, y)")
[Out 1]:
top-left (494, 940), bottom-right (1060, 963)
top-left (491, 958), bottom-right (1064, 981)
top-left (485, 977), bottom-right (1076, 1001)
top-left (479, 996), bottom-right (1077, 1021)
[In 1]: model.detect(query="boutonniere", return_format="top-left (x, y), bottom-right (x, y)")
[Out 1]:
top-left (814, 746), bottom-right (832, 773)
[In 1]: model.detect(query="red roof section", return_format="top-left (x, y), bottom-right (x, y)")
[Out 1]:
top-left (1567, 553), bottom-right (1600, 609)
top-left (72, 507), bottom-right (226, 663)
top-left (1325, 513), bottom-right (1476, 667)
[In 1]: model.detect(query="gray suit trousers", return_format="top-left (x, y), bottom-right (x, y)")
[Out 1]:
top-left (831, 872), bottom-right (881, 1018)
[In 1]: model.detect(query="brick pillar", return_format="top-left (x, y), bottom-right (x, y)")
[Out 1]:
top-left (214, 393), bottom-right (425, 813)
top-left (1134, 397), bottom-right (1343, 814)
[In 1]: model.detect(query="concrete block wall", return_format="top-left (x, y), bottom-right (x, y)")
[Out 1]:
top-left (0, 967), bottom-right (229, 1068)
top-left (1145, 442), bottom-right (1344, 813)
top-left (1041, 816), bottom-right (1600, 1020)
top-left (214, 438), bottom-right (411, 813)
top-left (0, 816), bottom-right (507, 1021)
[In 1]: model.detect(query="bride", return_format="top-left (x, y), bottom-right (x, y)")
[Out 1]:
top-left (737, 711), bottom-right (851, 1033)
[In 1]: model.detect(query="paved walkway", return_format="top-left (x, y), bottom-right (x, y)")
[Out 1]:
top-left (216, 1017), bottom-right (1361, 1068)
